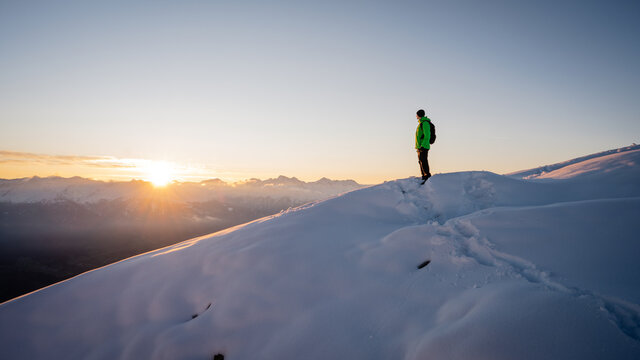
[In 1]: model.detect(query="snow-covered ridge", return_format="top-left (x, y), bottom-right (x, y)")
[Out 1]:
top-left (0, 147), bottom-right (639, 359)
top-left (0, 175), bottom-right (363, 204)
top-left (507, 143), bottom-right (640, 179)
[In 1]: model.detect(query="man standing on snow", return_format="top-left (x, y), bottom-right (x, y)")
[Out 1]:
top-left (415, 109), bottom-right (434, 184)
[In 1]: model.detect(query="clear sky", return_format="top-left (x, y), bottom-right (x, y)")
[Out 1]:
top-left (1, 0), bottom-right (638, 184)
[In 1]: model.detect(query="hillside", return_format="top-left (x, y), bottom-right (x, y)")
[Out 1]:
top-left (0, 147), bottom-right (639, 359)
top-left (507, 143), bottom-right (640, 179)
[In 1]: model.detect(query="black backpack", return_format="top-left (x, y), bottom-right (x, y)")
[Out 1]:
top-left (426, 120), bottom-right (436, 144)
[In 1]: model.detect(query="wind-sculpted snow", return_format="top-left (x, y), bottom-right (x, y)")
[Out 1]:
top-left (508, 144), bottom-right (640, 179)
top-left (1, 147), bottom-right (640, 359)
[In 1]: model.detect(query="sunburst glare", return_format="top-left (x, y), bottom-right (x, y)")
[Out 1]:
top-left (146, 161), bottom-right (173, 187)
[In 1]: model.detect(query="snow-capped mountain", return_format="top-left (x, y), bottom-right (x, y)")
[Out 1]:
top-left (1, 147), bottom-right (639, 359)
top-left (0, 175), bottom-right (363, 204)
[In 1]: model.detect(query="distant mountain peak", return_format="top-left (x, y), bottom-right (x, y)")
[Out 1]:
top-left (200, 178), bottom-right (227, 185)
top-left (0, 174), bottom-right (363, 204)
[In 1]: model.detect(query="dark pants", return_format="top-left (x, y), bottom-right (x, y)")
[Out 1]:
top-left (417, 148), bottom-right (431, 180)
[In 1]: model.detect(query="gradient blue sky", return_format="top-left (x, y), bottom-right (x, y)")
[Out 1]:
top-left (1, 0), bottom-right (638, 183)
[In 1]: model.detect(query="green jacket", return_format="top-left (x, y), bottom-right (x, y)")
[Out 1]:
top-left (415, 116), bottom-right (432, 150)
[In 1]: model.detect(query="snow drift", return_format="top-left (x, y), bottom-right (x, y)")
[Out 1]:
top-left (1, 147), bottom-right (639, 359)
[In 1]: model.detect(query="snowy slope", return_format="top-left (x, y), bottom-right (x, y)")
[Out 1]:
top-left (0, 148), bottom-right (639, 359)
top-left (507, 143), bottom-right (640, 179)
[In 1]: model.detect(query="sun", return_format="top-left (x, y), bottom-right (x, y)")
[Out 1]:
top-left (146, 161), bottom-right (173, 187)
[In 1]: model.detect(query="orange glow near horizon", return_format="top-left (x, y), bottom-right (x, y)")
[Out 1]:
top-left (0, 150), bottom-right (385, 184)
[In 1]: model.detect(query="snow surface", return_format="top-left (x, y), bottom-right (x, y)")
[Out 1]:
top-left (507, 143), bottom-right (640, 179)
top-left (1, 147), bottom-right (639, 359)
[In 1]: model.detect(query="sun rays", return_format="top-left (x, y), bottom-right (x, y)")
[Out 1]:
top-left (145, 161), bottom-right (174, 187)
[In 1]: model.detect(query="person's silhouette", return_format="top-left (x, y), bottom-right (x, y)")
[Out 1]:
top-left (415, 109), bottom-right (433, 184)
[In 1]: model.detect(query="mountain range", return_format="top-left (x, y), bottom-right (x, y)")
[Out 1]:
top-left (0, 175), bottom-right (362, 204)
